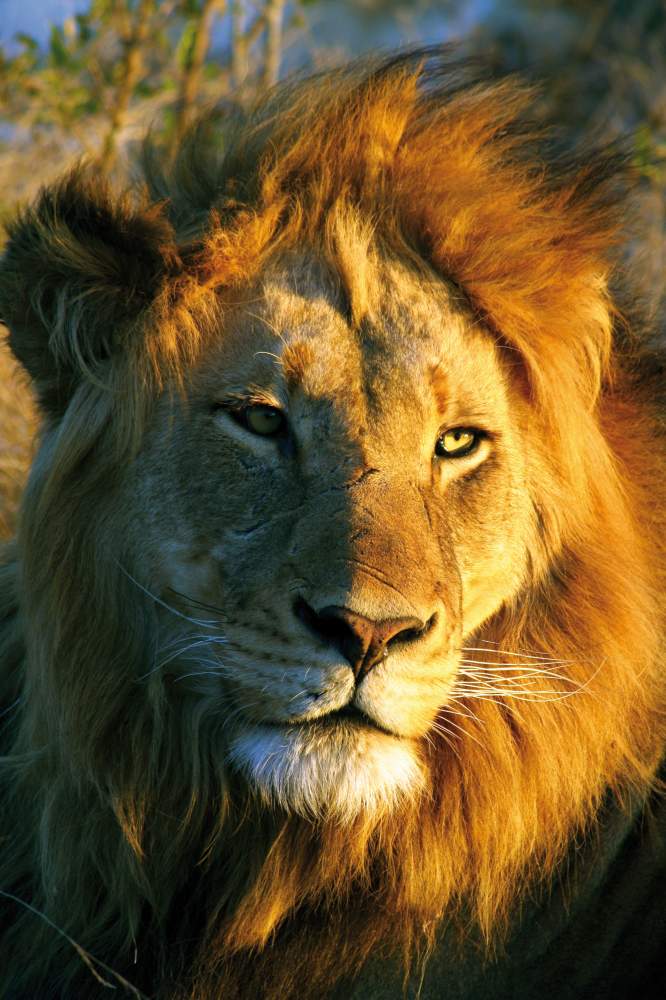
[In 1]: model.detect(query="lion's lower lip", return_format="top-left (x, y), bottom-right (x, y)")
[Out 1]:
top-left (256, 703), bottom-right (395, 736)
top-left (334, 704), bottom-right (373, 724)
top-left (287, 704), bottom-right (398, 737)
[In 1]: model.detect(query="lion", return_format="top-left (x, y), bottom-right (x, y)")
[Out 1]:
top-left (1, 49), bottom-right (665, 1000)
top-left (0, 338), bottom-right (35, 541)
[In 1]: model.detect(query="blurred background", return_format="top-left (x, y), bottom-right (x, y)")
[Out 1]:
top-left (1, 0), bottom-right (665, 535)
top-left (2, 1), bottom-right (665, 213)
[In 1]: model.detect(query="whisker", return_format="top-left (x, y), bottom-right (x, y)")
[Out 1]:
top-left (463, 639), bottom-right (565, 658)
top-left (139, 635), bottom-right (228, 680)
top-left (162, 636), bottom-right (228, 664)
top-left (455, 655), bottom-right (606, 705)
top-left (117, 565), bottom-right (217, 628)
top-left (157, 632), bottom-right (227, 655)
top-left (430, 716), bottom-right (486, 751)
top-left (454, 685), bottom-right (585, 703)
top-left (425, 725), bottom-right (463, 763)
top-left (450, 691), bottom-right (518, 713)
top-left (218, 702), bottom-right (260, 727)
top-left (441, 702), bottom-right (484, 725)
top-left (457, 676), bottom-right (576, 692)
top-left (459, 652), bottom-right (573, 665)
top-left (458, 666), bottom-right (578, 684)
top-left (174, 668), bottom-right (227, 683)
top-left (167, 587), bottom-right (228, 619)
top-left (459, 661), bottom-right (574, 674)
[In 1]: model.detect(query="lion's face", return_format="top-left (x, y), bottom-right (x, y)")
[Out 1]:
top-left (127, 254), bottom-right (535, 820)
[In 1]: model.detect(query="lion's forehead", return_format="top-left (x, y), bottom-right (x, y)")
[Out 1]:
top-left (206, 256), bottom-right (508, 435)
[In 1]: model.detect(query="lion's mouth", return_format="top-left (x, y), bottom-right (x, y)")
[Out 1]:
top-left (256, 702), bottom-right (397, 737)
top-left (301, 703), bottom-right (398, 738)
top-left (332, 703), bottom-right (380, 726)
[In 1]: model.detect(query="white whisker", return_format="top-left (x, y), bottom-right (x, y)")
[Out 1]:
top-left (459, 661), bottom-right (574, 675)
top-left (174, 668), bottom-right (227, 683)
top-left (460, 646), bottom-right (566, 663)
top-left (139, 634), bottom-right (228, 680)
top-left (454, 685), bottom-right (584, 703)
top-left (430, 716), bottom-right (486, 751)
top-left (425, 725), bottom-right (462, 763)
top-left (117, 564), bottom-right (218, 628)
top-left (458, 667), bottom-right (577, 685)
top-left (441, 702), bottom-right (484, 724)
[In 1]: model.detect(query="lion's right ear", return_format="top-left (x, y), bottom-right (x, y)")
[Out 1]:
top-left (0, 169), bottom-right (181, 415)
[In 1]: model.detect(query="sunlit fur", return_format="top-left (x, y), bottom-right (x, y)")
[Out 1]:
top-left (0, 343), bottom-right (34, 540)
top-left (228, 722), bottom-right (427, 823)
top-left (0, 49), bottom-right (665, 999)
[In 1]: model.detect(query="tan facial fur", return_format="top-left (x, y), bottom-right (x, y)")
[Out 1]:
top-left (130, 252), bottom-right (534, 820)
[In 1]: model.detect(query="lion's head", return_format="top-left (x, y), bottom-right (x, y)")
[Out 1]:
top-left (126, 248), bottom-right (538, 824)
top-left (1, 50), bottom-right (665, 999)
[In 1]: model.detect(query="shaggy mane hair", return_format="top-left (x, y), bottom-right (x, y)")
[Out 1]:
top-left (1, 48), bottom-right (665, 999)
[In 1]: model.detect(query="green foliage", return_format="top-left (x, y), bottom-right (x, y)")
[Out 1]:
top-left (75, 14), bottom-right (94, 45)
top-left (181, 0), bottom-right (204, 16)
top-left (177, 19), bottom-right (199, 71)
top-left (0, 0), bottom-right (238, 149)
top-left (48, 25), bottom-right (73, 68)
top-left (14, 34), bottom-right (39, 53)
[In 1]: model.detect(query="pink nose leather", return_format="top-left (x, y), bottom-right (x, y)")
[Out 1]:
top-left (296, 600), bottom-right (426, 682)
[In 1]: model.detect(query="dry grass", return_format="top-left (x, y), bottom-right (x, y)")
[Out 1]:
top-left (0, 329), bottom-right (36, 540)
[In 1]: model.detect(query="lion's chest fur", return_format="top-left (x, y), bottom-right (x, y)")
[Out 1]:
top-left (328, 784), bottom-right (666, 1000)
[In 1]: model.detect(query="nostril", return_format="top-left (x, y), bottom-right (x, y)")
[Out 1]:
top-left (390, 612), bottom-right (437, 648)
top-left (294, 598), bottom-right (351, 644)
top-left (294, 598), bottom-right (373, 672)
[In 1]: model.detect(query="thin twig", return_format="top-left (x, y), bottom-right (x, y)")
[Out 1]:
top-left (0, 890), bottom-right (148, 998)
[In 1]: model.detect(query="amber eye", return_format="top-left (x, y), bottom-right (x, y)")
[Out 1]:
top-left (435, 427), bottom-right (480, 458)
top-left (240, 404), bottom-right (286, 437)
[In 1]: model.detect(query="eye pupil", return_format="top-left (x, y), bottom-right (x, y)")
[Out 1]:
top-left (244, 405), bottom-right (285, 436)
top-left (435, 427), bottom-right (479, 458)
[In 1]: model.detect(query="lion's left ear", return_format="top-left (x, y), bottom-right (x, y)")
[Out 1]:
top-left (0, 169), bottom-right (181, 415)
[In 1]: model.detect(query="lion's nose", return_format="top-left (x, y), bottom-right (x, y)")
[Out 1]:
top-left (294, 599), bottom-right (430, 682)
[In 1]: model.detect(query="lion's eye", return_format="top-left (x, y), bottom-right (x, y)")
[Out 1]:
top-left (240, 405), bottom-right (286, 437)
top-left (435, 427), bottom-right (480, 458)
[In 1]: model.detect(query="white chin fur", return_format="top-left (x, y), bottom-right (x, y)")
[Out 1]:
top-left (228, 720), bottom-right (425, 823)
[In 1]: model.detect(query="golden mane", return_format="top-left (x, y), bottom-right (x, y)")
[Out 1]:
top-left (0, 49), bottom-right (665, 998)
